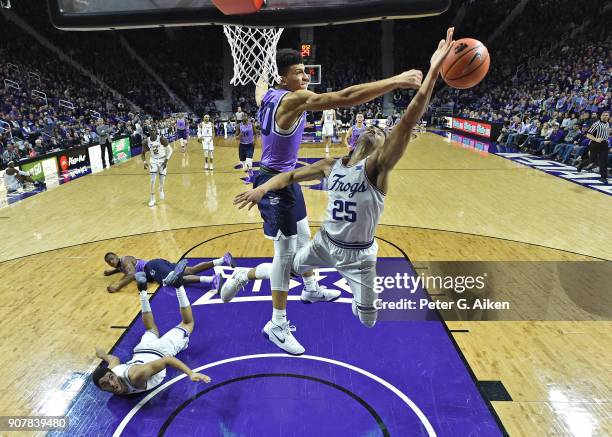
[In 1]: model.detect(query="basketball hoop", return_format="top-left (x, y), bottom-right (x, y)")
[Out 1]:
top-left (223, 25), bottom-right (284, 86)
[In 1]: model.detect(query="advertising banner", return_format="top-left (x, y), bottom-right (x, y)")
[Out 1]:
top-left (88, 145), bottom-right (104, 173)
top-left (112, 137), bottom-right (131, 164)
top-left (20, 159), bottom-right (45, 182)
top-left (450, 117), bottom-right (502, 140)
top-left (57, 148), bottom-right (91, 182)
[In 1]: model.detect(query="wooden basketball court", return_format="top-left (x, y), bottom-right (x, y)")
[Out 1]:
top-left (1, 132), bottom-right (610, 436)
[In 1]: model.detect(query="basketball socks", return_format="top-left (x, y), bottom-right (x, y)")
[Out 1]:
top-left (140, 290), bottom-right (151, 313)
top-left (176, 286), bottom-right (190, 308)
top-left (212, 257), bottom-right (225, 266)
top-left (303, 275), bottom-right (317, 293)
top-left (199, 276), bottom-right (214, 284)
top-left (272, 307), bottom-right (287, 325)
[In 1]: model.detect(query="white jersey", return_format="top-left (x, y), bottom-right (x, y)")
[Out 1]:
top-left (199, 122), bottom-right (214, 138)
top-left (323, 110), bottom-right (335, 125)
top-left (111, 352), bottom-right (166, 395)
top-left (3, 170), bottom-right (22, 191)
top-left (148, 136), bottom-right (168, 161)
top-left (322, 157), bottom-right (385, 248)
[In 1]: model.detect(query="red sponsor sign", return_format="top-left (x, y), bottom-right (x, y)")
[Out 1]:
top-left (59, 155), bottom-right (68, 171)
top-left (452, 117), bottom-right (492, 139)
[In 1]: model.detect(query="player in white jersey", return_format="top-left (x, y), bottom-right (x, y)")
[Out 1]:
top-left (320, 109), bottom-right (337, 154)
top-left (92, 272), bottom-right (211, 395)
top-left (224, 28), bottom-right (456, 329)
top-left (3, 161), bottom-right (39, 192)
top-left (142, 125), bottom-right (173, 207)
top-left (198, 114), bottom-right (215, 170)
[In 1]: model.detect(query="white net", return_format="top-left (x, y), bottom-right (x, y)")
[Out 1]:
top-left (223, 25), bottom-right (284, 86)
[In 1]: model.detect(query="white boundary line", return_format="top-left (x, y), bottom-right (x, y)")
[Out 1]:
top-left (194, 295), bottom-right (353, 305)
top-left (113, 353), bottom-right (437, 437)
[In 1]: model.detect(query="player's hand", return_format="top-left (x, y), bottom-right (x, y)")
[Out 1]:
top-left (430, 27), bottom-right (455, 73)
top-left (395, 69), bottom-right (423, 90)
top-left (162, 160), bottom-right (168, 170)
top-left (189, 372), bottom-right (211, 383)
top-left (107, 285), bottom-right (119, 293)
top-left (103, 269), bottom-right (114, 276)
top-left (234, 187), bottom-right (266, 210)
top-left (95, 347), bottom-right (106, 359)
top-left (143, 162), bottom-right (148, 170)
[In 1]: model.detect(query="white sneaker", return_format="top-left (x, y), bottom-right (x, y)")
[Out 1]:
top-left (325, 147), bottom-right (330, 154)
top-left (159, 191), bottom-right (165, 200)
top-left (205, 163), bottom-right (209, 170)
top-left (300, 284), bottom-right (342, 304)
top-left (220, 269), bottom-right (249, 303)
top-left (262, 320), bottom-right (305, 355)
top-left (148, 199), bottom-right (155, 207)
top-left (210, 164), bottom-right (214, 171)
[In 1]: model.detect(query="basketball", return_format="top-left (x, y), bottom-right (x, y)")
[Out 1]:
top-left (441, 38), bottom-right (490, 89)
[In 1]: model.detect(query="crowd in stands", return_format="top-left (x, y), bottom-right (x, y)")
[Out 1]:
top-left (1, 0), bottom-right (610, 172)
top-left (435, 0), bottom-right (611, 172)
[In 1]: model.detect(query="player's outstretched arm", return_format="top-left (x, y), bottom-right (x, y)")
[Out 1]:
top-left (283, 71), bottom-right (422, 113)
top-left (234, 158), bottom-right (335, 210)
top-left (95, 347), bottom-right (121, 368)
top-left (129, 356), bottom-right (211, 386)
top-left (375, 27), bottom-right (455, 172)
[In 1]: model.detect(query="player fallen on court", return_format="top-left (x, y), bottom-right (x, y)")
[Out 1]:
top-left (233, 44), bottom-right (425, 356)
top-left (226, 28), bottom-right (456, 341)
top-left (142, 125), bottom-right (172, 207)
top-left (92, 272), bottom-right (211, 395)
top-left (2, 160), bottom-right (43, 192)
top-left (103, 251), bottom-right (235, 293)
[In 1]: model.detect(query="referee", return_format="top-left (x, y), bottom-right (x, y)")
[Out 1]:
top-left (577, 111), bottom-right (610, 183)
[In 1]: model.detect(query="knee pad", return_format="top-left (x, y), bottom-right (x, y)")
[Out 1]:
top-left (271, 238), bottom-right (297, 291)
top-left (352, 301), bottom-right (378, 328)
top-left (296, 217), bottom-right (311, 250)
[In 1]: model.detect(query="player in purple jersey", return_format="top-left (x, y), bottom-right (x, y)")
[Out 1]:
top-left (103, 252), bottom-right (236, 293)
top-left (227, 28), bottom-right (457, 332)
top-left (344, 112), bottom-right (367, 155)
top-left (176, 115), bottom-right (188, 153)
top-left (236, 117), bottom-right (256, 171)
top-left (240, 48), bottom-right (423, 355)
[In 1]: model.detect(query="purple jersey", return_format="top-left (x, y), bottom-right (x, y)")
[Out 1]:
top-left (258, 89), bottom-right (306, 172)
top-left (239, 122), bottom-right (255, 144)
top-left (348, 123), bottom-right (367, 150)
top-left (176, 118), bottom-right (186, 130)
top-left (119, 256), bottom-right (147, 274)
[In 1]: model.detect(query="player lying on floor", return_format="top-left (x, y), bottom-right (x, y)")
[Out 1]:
top-left (103, 252), bottom-right (235, 293)
top-left (223, 28), bottom-right (456, 333)
top-left (92, 272), bottom-right (210, 395)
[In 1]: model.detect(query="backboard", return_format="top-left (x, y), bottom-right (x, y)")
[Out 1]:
top-left (48, 0), bottom-right (451, 30)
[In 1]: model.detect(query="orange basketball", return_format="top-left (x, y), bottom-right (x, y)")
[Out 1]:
top-left (441, 38), bottom-right (490, 89)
